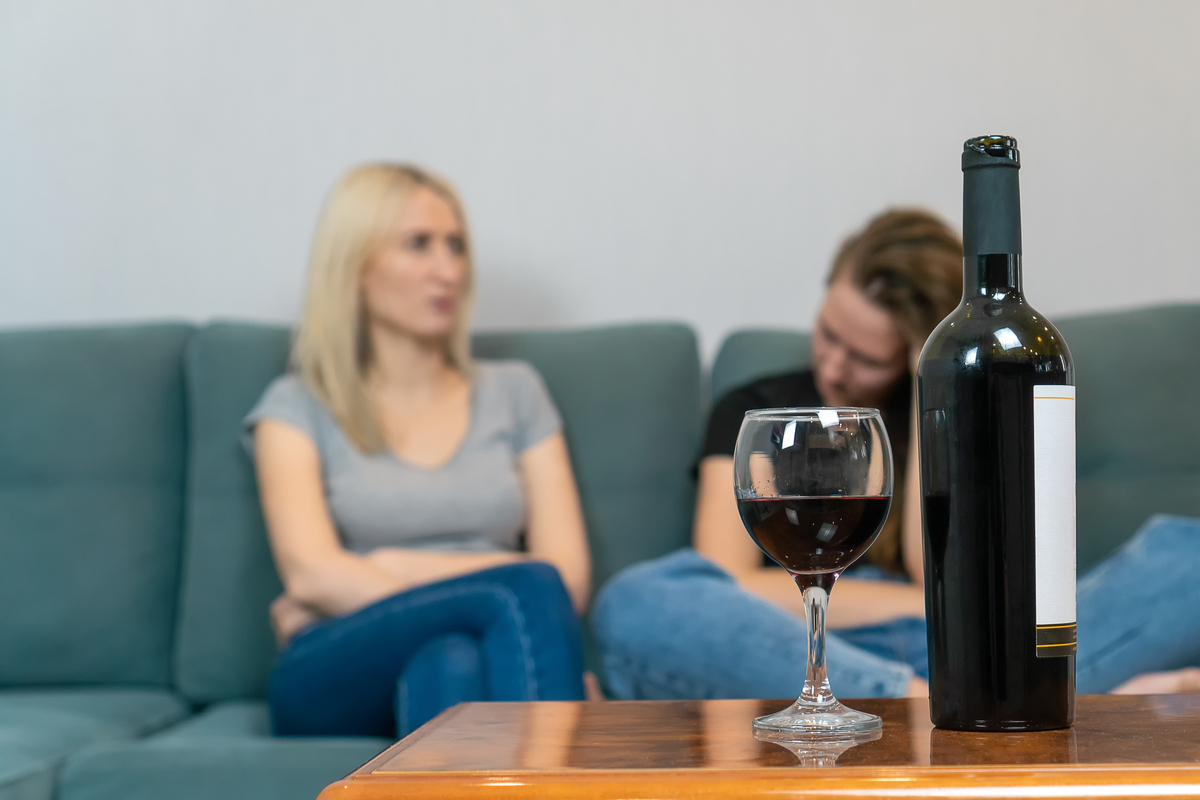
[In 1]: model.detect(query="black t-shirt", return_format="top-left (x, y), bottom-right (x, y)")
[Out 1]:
top-left (701, 369), bottom-right (912, 572)
top-left (702, 369), bottom-right (910, 462)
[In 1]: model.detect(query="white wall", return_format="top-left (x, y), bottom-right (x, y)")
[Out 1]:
top-left (2, 1), bottom-right (1198, 359)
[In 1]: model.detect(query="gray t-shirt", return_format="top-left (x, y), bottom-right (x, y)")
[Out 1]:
top-left (243, 360), bottom-right (562, 554)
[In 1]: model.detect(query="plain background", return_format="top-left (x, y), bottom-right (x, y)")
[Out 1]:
top-left (2, 0), bottom-right (1198, 359)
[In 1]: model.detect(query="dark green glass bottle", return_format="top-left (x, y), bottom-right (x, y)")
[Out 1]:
top-left (918, 136), bottom-right (1076, 731)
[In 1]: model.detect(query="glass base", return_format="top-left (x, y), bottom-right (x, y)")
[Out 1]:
top-left (753, 699), bottom-right (883, 738)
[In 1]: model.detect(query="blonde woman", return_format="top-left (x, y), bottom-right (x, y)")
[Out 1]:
top-left (245, 164), bottom-right (592, 737)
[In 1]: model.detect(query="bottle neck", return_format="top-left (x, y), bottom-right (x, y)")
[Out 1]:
top-left (965, 253), bottom-right (1023, 298)
top-left (962, 160), bottom-right (1023, 299)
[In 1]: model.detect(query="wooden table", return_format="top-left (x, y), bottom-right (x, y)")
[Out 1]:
top-left (318, 695), bottom-right (1200, 799)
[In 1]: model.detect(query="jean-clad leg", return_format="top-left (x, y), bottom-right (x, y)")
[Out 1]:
top-left (593, 549), bottom-right (915, 700)
top-left (270, 561), bottom-right (585, 737)
top-left (1076, 515), bottom-right (1200, 693)
top-left (835, 618), bottom-right (929, 681)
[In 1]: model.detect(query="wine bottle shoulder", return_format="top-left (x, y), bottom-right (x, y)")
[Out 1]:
top-left (919, 298), bottom-right (1073, 378)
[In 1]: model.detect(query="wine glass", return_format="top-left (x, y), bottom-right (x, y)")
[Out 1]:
top-left (734, 408), bottom-right (894, 737)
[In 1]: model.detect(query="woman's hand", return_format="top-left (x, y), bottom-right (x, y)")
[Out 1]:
top-left (270, 594), bottom-right (321, 647)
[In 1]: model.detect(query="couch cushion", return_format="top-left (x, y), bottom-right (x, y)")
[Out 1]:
top-left (58, 702), bottom-right (388, 800)
top-left (711, 304), bottom-right (1200, 575)
top-left (0, 688), bottom-right (187, 800)
top-left (155, 700), bottom-right (273, 739)
top-left (175, 321), bottom-right (704, 703)
top-left (709, 329), bottom-right (812, 406)
top-left (0, 324), bottom-right (190, 686)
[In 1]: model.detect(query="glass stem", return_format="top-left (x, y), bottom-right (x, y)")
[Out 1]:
top-left (796, 573), bottom-right (837, 708)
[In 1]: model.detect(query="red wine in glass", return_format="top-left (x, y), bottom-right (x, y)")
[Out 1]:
top-left (737, 496), bottom-right (891, 575)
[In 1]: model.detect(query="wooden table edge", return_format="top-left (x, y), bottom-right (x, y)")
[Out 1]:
top-left (319, 762), bottom-right (1200, 800)
top-left (352, 702), bottom-right (470, 775)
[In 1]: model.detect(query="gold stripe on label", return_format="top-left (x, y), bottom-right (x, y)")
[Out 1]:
top-left (1035, 623), bottom-right (1076, 658)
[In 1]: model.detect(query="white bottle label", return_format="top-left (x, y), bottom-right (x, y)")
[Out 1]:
top-left (1033, 384), bottom-right (1077, 657)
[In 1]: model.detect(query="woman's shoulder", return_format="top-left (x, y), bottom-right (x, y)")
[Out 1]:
top-left (255, 373), bottom-right (322, 413)
top-left (752, 368), bottom-right (819, 404)
top-left (472, 359), bottom-right (561, 450)
top-left (474, 357), bottom-right (541, 379)
top-left (473, 359), bottom-right (551, 395)
top-left (244, 373), bottom-right (336, 444)
top-left (702, 369), bottom-right (817, 460)
top-left (720, 368), bottom-right (818, 412)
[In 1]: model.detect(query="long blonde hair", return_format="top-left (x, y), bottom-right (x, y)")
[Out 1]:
top-left (291, 163), bottom-right (474, 453)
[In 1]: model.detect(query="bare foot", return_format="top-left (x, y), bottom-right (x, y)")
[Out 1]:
top-left (1111, 667), bottom-right (1200, 695)
top-left (583, 670), bottom-right (605, 701)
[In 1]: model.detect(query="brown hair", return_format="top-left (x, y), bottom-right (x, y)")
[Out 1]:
top-left (827, 208), bottom-right (963, 348)
top-left (291, 163), bottom-right (474, 453)
top-left (827, 209), bottom-right (962, 572)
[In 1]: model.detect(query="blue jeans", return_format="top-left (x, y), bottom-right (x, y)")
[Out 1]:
top-left (1076, 515), bottom-right (1200, 692)
top-left (594, 515), bottom-right (1200, 700)
top-left (269, 562), bottom-right (585, 737)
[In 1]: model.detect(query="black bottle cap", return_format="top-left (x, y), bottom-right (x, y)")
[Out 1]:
top-left (963, 135), bottom-right (1020, 170)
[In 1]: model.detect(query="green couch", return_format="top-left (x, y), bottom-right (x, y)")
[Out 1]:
top-left (2, 305), bottom-right (1198, 800)
top-left (0, 321), bottom-right (701, 800)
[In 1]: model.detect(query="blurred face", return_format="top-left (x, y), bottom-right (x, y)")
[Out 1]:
top-left (811, 278), bottom-right (908, 408)
top-left (360, 186), bottom-right (468, 343)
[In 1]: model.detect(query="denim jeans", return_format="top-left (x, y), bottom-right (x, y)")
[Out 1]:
top-left (269, 562), bottom-right (585, 738)
top-left (593, 514), bottom-right (1200, 700)
top-left (593, 550), bottom-right (918, 699)
top-left (1076, 515), bottom-right (1200, 693)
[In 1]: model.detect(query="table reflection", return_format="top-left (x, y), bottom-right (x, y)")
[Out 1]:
top-left (375, 695), bottom-right (1200, 775)
top-left (755, 729), bottom-right (883, 768)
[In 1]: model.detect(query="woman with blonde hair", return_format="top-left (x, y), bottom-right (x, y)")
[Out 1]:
top-left (246, 163), bottom-right (592, 737)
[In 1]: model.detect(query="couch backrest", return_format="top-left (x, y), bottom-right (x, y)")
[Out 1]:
top-left (0, 324), bottom-right (190, 687)
top-left (173, 323), bottom-right (292, 702)
top-left (710, 304), bottom-right (1200, 574)
top-left (174, 321), bottom-right (703, 703)
top-left (710, 329), bottom-right (812, 407)
top-left (1056, 305), bottom-right (1200, 571)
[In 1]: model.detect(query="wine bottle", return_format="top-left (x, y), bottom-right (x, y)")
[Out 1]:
top-left (918, 135), bottom-right (1076, 731)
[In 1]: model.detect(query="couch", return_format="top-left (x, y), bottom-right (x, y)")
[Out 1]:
top-left (2, 305), bottom-right (1198, 800)
top-left (0, 321), bottom-right (702, 800)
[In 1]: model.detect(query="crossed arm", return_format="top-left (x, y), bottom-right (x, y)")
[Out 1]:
top-left (254, 420), bottom-right (591, 645)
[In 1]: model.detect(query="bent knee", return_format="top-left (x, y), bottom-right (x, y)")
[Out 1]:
top-left (592, 553), bottom-right (719, 652)
top-left (480, 560), bottom-right (574, 612)
top-left (1139, 514), bottom-right (1200, 541)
